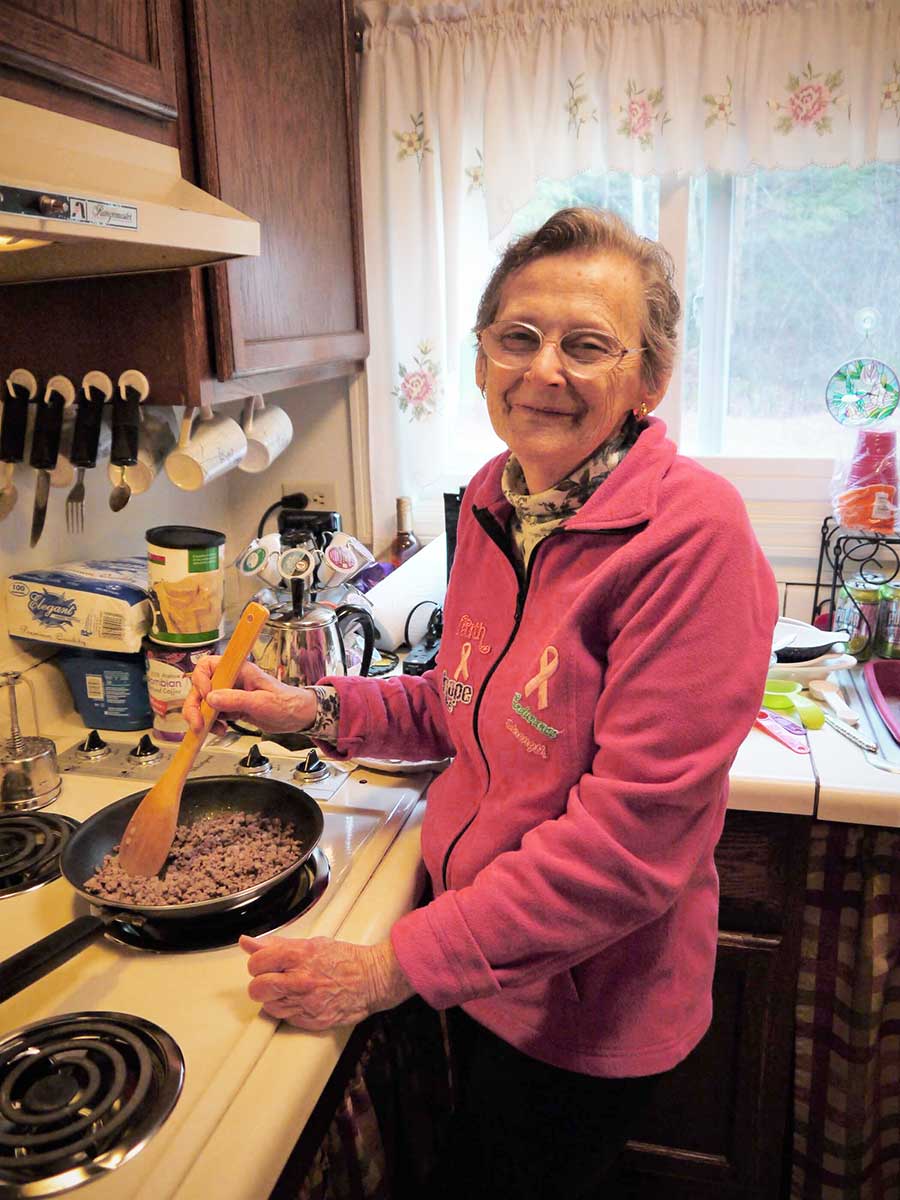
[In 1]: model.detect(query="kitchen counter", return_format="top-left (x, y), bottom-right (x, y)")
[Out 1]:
top-left (5, 663), bottom-right (895, 1200)
top-left (0, 717), bottom-right (434, 1200)
top-left (731, 665), bottom-right (900, 828)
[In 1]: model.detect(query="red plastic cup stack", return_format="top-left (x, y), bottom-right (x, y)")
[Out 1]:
top-left (836, 429), bottom-right (898, 533)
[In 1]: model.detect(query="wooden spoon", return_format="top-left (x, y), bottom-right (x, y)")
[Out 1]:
top-left (117, 601), bottom-right (269, 877)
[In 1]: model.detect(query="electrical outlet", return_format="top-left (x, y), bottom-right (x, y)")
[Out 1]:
top-left (282, 481), bottom-right (338, 510)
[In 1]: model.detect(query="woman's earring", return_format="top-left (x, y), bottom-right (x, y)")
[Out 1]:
top-left (633, 401), bottom-right (650, 418)
top-left (480, 384), bottom-right (486, 398)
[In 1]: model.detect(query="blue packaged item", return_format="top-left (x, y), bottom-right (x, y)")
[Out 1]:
top-left (57, 648), bottom-right (152, 731)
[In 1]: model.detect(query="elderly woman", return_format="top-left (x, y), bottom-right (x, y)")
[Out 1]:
top-left (185, 207), bottom-right (778, 1197)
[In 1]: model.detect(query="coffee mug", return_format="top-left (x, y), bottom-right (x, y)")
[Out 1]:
top-left (316, 532), bottom-right (375, 588)
top-left (165, 406), bottom-right (247, 491)
top-left (239, 395), bottom-right (293, 473)
top-left (235, 532), bottom-right (284, 588)
top-left (106, 408), bottom-right (175, 496)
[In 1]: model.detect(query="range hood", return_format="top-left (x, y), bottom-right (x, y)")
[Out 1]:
top-left (0, 97), bottom-right (259, 285)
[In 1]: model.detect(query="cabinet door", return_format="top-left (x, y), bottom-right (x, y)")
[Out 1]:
top-left (612, 935), bottom-right (786, 1200)
top-left (0, 0), bottom-right (180, 140)
top-left (189, 0), bottom-right (367, 379)
top-left (608, 812), bottom-right (809, 1200)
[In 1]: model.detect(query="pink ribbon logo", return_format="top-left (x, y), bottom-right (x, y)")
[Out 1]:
top-left (523, 645), bottom-right (559, 711)
top-left (454, 641), bottom-right (472, 681)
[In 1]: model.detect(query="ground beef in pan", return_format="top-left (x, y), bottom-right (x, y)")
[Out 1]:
top-left (84, 811), bottom-right (304, 905)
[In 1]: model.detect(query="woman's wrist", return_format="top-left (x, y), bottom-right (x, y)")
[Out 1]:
top-left (289, 686), bottom-right (319, 731)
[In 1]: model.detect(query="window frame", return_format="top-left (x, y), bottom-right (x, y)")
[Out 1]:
top-left (399, 174), bottom-right (836, 564)
top-left (658, 176), bottom-right (833, 566)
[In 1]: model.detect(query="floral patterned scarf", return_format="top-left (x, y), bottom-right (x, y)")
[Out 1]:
top-left (501, 413), bottom-right (642, 567)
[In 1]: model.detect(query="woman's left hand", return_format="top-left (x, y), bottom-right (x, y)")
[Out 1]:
top-left (239, 934), bottom-right (415, 1030)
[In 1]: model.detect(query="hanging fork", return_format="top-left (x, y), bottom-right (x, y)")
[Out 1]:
top-left (65, 371), bottom-right (112, 534)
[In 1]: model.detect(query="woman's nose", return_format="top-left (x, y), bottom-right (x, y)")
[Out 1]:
top-left (523, 339), bottom-right (567, 384)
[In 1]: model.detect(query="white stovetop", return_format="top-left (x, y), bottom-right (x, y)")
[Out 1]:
top-left (0, 720), bottom-right (432, 1200)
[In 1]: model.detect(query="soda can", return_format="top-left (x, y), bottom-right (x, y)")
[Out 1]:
top-left (875, 580), bottom-right (900, 659)
top-left (835, 575), bottom-right (883, 662)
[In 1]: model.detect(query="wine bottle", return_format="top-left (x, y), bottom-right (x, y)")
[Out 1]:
top-left (390, 496), bottom-right (419, 567)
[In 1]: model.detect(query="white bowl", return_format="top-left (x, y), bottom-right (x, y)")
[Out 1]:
top-left (765, 653), bottom-right (857, 685)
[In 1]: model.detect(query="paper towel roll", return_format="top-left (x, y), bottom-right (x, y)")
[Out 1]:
top-left (365, 534), bottom-right (447, 650)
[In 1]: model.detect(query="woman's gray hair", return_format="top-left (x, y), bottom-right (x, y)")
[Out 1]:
top-left (474, 207), bottom-right (680, 393)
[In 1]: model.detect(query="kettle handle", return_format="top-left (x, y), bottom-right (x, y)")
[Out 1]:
top-left (335, 605), bottom-right (376, 677)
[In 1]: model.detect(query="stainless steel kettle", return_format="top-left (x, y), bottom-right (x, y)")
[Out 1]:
top-left (252, 601), bottom-right (375, 687)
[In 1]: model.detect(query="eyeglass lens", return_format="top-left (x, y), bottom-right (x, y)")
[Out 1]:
top-left (483, 322), bottom-right (626, 370)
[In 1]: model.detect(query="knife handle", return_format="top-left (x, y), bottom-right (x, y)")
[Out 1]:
top-left (70, 391), bottom-right (106, 468)
top-left (0, 389), bottom-right (29, 463)
top-left (110, 390), bottom-right (140, 467)
top-left (29, 390), bottom-right (66, 470)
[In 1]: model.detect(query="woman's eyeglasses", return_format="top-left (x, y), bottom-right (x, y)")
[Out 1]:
top-left (479, 321), bottom-right (643, 378)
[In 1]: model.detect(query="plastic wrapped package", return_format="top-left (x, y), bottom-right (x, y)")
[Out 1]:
top-left (832, 430), bottom-right (898, 534)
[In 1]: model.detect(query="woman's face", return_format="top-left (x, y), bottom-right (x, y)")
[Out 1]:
top-left (476, 249), bottom-right (667, 493)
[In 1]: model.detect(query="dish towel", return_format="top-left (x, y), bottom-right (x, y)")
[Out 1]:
top-left (792, 822), bottom-right (900, 1199)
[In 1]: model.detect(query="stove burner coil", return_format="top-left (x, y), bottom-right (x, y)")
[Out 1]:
top-left (0, 1012), bottom-right (183, 1197)
top-left (0, 814), bottom-right (79, 898)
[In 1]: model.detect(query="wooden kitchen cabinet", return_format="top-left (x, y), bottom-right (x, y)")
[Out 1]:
top-left (0, 0), bottom-right (182, 145)
top-left (0, 0), bottom-right (366, 402)
top-left (186, 0), bottom-right (368, 381)
top-left (608, 810), bottom-right (810, 1200)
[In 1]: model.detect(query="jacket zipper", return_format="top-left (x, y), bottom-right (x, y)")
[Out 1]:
top-left (439, 508), bottom-right (558, 890)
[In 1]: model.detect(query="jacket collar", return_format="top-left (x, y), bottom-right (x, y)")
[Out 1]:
top-left (471, 416), bottom-right (677, 532)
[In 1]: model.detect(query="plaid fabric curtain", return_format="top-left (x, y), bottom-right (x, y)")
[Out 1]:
top-left (793, 822), bottom-right (900, 1199)
top-left (292, 999), bottom-right (452, 1200)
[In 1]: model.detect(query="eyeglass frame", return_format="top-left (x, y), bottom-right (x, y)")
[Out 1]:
top-left (477, 320), bottom-right (645, 378)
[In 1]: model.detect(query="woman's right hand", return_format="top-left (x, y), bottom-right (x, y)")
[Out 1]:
top-left (183, 657), bottom-right (319, 735)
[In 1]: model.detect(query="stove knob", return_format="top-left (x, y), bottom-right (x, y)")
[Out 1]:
top-left (293, 748), bottom-right (329, 782)
top-left (129, 733), bottom-right (162, 763)
top-left (76, 729), bottom-right (110, 760)
top-left (236, 744), bottom-right (271, 775)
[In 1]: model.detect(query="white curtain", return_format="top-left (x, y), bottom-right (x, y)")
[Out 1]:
top-left (357, 0), bottom-right (900, 550)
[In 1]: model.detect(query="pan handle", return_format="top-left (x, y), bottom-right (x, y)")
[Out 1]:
top-left (0, 914), bottom-right (106, 1003)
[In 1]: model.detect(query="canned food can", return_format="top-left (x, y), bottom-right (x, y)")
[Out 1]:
top-left (835, 575), bottom-right (883, 662)
top-left (875, 580), bottom-right (900, 659)
top-left (146, 526), bottom-right (226, 646)
top-left (144, 638), bottom-right (225, 741)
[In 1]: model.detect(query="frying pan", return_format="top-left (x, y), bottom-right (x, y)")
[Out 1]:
top-left (0, 776), bottom-right (324, 1003)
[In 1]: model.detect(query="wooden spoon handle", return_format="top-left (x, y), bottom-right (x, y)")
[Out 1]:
top-left (166, 601), bottom-right (269, 784)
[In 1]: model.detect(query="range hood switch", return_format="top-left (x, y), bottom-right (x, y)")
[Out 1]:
top-left (37, 194), bottom-right (69, 218)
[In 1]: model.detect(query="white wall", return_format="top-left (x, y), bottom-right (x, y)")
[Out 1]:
top-left (0, 377), bottom-right (358, 676)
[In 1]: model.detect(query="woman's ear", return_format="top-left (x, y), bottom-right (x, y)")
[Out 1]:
top-left (475, 348), bottom-right (487, 395)
top-left (644, 369), bottom-right (672, 413)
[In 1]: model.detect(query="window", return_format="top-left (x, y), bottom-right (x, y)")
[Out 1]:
top-left (682, 164), bottom-right (900, 458)
top-left (418, 163), bottom-right (900, 543)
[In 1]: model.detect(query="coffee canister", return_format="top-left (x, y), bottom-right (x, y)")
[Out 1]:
top-left (875, 580), bottom-right (900, 659)
top-left (146, 526), bottom-right (225, 646)
top-left (835, 575), bottom-right (883, 662)
top-left (144, 638), bottom-right (224, 740)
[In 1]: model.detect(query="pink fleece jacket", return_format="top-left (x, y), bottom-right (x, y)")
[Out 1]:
top-left (317, 418), bottom-right (778, 1076)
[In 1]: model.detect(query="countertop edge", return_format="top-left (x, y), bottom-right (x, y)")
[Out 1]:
top-left (170, 803), bottom-right (427, 1200)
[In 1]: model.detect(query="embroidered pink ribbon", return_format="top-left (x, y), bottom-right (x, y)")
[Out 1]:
top-left (523, 645), bottom-right (559, 711)
top-left (454, 641), bottom-right (472, 681)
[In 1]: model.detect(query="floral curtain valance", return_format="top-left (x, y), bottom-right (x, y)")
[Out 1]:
top-left (356, 0), bottom-right (900, 550)
top-left (359, 0), bottom-right (900, 237)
